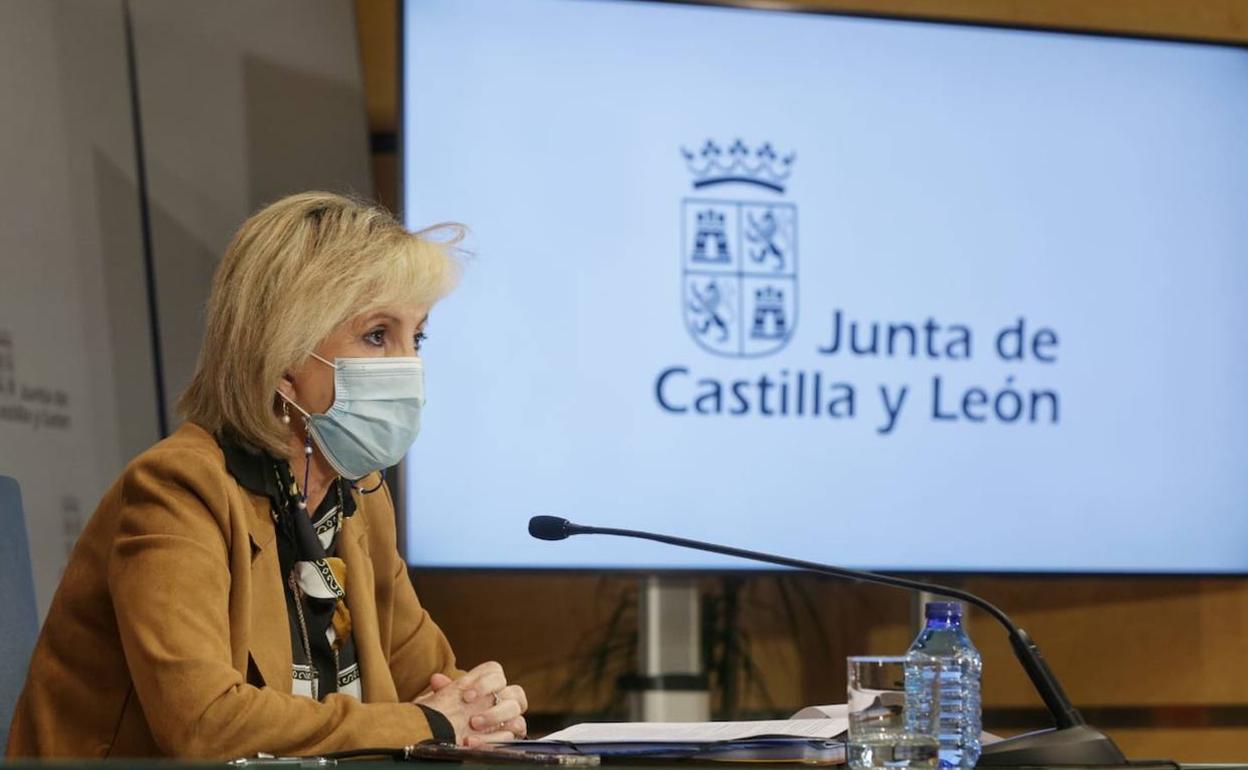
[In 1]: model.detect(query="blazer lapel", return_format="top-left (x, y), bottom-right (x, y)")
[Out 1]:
top-left (338, 514), bottom-right (398, 703)
top-left (245, 492), bottom-right (293, 693)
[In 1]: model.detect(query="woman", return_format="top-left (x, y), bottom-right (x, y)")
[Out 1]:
top-left (7, 192), bottom-right (527, 758)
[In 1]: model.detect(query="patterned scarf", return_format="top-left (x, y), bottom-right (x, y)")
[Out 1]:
top-left (273, 463), bottom-right (360, 700)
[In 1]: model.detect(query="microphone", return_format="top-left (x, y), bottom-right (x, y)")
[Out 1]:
top-left (528, 515), bottom-right (1128, 767)
top-left (528, 515), bottom-right (579, 541)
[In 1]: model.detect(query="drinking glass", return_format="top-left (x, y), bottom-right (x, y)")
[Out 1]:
top-left (846, 655), bottom-right (940, 770)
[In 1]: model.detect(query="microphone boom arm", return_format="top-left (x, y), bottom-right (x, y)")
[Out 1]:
top-left (577, 522), bottom-right (1085, 731)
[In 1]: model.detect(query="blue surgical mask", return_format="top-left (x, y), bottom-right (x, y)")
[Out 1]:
top-left (280, 353), bottom-right (425, 480)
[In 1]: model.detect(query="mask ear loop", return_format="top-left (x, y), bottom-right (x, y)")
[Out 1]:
top-left (277, 389), bottom-right (313, 420)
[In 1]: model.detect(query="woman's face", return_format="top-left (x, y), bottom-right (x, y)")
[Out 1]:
top-left (278, 303), bottom-right (430, 415)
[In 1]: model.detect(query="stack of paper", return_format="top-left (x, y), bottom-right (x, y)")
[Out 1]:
top-left (505, 709), bottom-right (849, 764)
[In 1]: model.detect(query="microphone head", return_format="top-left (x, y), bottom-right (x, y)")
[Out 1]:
top-left (528, 515), bottom-right (574, 541)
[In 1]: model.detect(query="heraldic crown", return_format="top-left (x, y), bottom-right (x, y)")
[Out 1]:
top-left (681, 139), bottom-right (795, 194)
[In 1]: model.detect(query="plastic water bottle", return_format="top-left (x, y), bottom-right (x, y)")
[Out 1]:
top-left (905, 601), bottom-right (982, 769)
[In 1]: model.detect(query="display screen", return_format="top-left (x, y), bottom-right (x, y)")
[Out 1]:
top-left (402, 0), bottom-right (1248, 573)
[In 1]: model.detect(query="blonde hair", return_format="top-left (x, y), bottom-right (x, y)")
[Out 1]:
top-left (178, 191), bottom-right (461, 457)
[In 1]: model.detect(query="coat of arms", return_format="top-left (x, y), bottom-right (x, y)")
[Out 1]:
top-left (681, 140), bottom-right (797, 358)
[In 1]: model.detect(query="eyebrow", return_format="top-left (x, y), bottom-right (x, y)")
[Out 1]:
top-left (359, 312), bottom-right (429, 328)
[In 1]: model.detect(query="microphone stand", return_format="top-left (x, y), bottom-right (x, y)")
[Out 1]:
top-left (529, 516), bottom-right (1130, 766)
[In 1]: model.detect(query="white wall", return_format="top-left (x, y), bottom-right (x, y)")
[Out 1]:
top-left (0, 0), bottom-right (372, 615)
top-left (0, 0), bottom-right (157, 616)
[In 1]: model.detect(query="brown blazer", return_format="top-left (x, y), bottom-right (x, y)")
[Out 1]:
top-left (7, 422), bottom-right (459, 759)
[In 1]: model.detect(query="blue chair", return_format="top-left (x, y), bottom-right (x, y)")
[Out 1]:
top-left (0, 476), bottom-right (38, 751)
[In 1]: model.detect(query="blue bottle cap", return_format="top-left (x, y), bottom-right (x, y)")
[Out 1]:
top-left (924, 601), bottom-right (963, 619)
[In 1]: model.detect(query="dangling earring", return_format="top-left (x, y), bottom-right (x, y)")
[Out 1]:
top-left (281, 399), bottom-right (291, 425)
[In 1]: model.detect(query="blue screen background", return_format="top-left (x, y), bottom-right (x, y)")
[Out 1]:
top-left (401, 0), bottom-right (1248, 573)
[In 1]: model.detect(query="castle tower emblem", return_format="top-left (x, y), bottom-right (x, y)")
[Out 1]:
top-left (750, 286), bottom-right (788, 340)
top-left (691, 209), bottom-right (731, 263)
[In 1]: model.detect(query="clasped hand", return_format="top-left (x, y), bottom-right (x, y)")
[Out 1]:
top-left (414, 661), bottom-right (528, 746)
